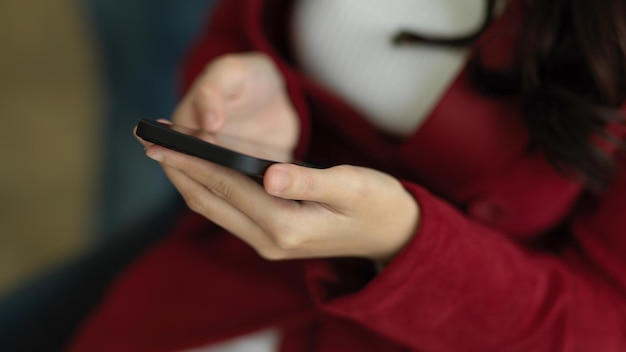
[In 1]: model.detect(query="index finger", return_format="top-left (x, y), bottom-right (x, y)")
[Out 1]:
top-left (146, 145), bottom-right (298, 228)
top-left (173, 54), bottom-right (252, 131)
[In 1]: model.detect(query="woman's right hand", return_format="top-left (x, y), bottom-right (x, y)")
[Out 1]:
top-left (172, 52), bottom-right (299, 162)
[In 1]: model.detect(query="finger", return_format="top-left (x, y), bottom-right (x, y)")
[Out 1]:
top-left (154, 147), bottom-right (298, 259)
top-left (155, 118), bottom-right (171, 125)
top-left (191, 83), bottom-right (226, 132)
top-left (264, 164), bottom-right (366, 209)
top-left (149, 146), bottom-right (338, 259)
top-left (160, 162), bottom-right (281, 256)
top-left (133, 126), bottom-right (152, 148)
top-left (200, 54), bottom-right (250, 98)
top-left (180, 55), bottom-right (250, 131)
top-left (171, 87), bottom-right (222, 132)
top-left (146, 144), bottom-right (295, 227)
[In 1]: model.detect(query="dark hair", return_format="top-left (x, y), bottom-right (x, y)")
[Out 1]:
top-left (395, 0), bottom-right (626, 190)
top-left (478, 0), bottom-right (626, 190)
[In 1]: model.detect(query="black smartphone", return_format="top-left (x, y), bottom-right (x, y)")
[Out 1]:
top-left (136, 119), bottom-right (289, 177)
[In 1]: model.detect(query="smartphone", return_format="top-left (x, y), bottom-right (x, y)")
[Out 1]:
top-left (136, 119), bottom-right (289, 177)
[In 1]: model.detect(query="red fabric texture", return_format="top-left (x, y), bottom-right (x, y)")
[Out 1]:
top-left (70, 1), bottom-right (626, 351)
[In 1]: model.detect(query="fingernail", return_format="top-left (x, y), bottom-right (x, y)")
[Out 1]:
top-left (146, 151), bottom-right (163, 162)
top-left (268, 168), bottom-right (290, 194)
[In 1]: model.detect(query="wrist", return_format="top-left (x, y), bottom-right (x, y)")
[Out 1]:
top-left (369, 189), bottom-right (420, 264)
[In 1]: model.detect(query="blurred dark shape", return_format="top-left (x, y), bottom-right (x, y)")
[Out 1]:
top-left (90, 0), bottom-right (217, 239)
top-left (0, 0), bottom-right (216, 350)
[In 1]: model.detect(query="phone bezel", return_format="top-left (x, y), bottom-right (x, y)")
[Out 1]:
top-left (136, 119), bottom-right (277, 177)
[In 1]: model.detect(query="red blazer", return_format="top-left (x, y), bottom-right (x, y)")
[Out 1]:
top-left (70, 1), bottom-right (626, 351)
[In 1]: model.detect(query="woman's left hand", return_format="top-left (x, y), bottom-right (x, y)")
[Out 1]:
top-left (141, 142), bottom-right (420, 263)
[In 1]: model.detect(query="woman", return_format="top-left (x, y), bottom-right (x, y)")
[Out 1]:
top-left (70, 0), bottom-right (626, 350)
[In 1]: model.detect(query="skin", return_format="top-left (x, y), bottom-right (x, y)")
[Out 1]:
top-left (136, 53), bottom-right (420, 264)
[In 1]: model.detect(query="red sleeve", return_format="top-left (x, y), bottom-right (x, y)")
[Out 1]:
top-left (305, 156), bottom-right (626, 351)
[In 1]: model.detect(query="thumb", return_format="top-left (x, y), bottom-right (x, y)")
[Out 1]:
top-left (264, 163), bottom-right (357, 207)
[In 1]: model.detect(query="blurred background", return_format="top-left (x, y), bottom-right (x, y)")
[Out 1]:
top-left (0, 0), bottom-right (216, 303)
top-left (0, 0), bottom-right (100, 299)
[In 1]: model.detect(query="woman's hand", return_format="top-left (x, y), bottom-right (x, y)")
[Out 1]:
top-left (140, 142), bottom-right (420, 263)
top-left (172, 52), bottom-right (299, 162)
top-left (140, 52), bottom-right (419, 263)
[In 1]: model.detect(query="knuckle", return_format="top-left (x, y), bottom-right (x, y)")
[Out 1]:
top-left (264, 216), bottom-right (291, 238)
top-left (214, 54), bottom-right (247, 73)
top-left (194, 82), bottom-right (217, 101)
top-left (333, 164), bottom-right (361, 180)
top-left (333, 165), bottom-right (368, 197)
top-left (262, 214), bottom-right (303, 251)
top-left (273, 231), bottom-right (304, 251)
top-left (218, 53), bottom-right (241, 65)
top-left (195, 81), bottom-right (211, 94)
top-left (198, 55), bottom-right (245, 84)
top-left (257, 247), bottom-right (287, 261)
top-left (207, 179), bottom-right (233, 200)
top-left (296, 173), bottom-right (317, 199)
top-left (183, 192), bottom-right (206, 214)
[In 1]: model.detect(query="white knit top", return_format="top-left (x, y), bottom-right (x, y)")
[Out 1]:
top-left (291, 0), bottom-right (485, 136)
